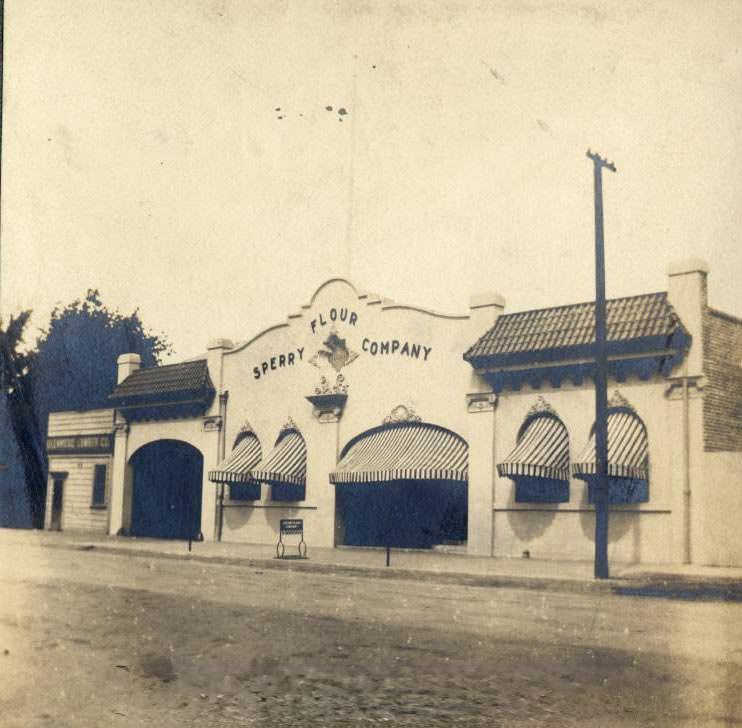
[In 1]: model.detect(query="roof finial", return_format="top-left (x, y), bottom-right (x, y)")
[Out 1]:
top-left (608, 390), bottom-right (634, 410)
top-left (526, 395), bottom-right (559, 419)
top-left (383, 404), bottom-right (422, 424)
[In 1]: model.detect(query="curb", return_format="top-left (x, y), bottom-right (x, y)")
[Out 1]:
top-left (53, 541), bottom-right (618, 594)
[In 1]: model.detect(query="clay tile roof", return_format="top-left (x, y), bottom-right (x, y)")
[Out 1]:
top-left (464, 292), bottom-right (687, 367)
top-left (109, 359), bottom-right (214, 403)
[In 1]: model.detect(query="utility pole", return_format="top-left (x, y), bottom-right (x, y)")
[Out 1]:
top-left (587, 149), bottom-right (616, 580)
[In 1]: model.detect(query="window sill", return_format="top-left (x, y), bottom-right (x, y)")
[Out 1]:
top-left (90, 504), bottom-right (108, 510)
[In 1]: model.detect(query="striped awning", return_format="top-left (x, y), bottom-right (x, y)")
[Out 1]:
top-left (572, 410), bottom-right (649, 480)
top-left (497, 415), bottom-right (570, 481)
top-left (252, 429), bottom-right (306, 487)
top-left (208, 431), bottom-right (262, 485)
top-left (330, 422), bottom-right (468, 484)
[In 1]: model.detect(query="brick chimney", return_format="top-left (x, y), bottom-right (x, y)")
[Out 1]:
top-left (116, 353), bottom-right (141, 384)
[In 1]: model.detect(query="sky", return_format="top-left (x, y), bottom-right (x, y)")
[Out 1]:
top-left (2, 0), bottom-right (741, 360)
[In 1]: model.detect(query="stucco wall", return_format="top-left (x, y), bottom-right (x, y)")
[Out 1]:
top-left (219, 278), bottom-right (487, 548)
top-left (491, 378), bottom-right (682, 565)
top-left (110, 416), bottom-right (219, 539)
top-left (693, 452), bottom-right (742, 566)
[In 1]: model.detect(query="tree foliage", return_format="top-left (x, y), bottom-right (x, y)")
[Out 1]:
top-left (1, 291), bottom-right (172, 528)
top-left (30, 290), bottom-right (171, 429)
top-left (0, 311), bottom-right (46, 527)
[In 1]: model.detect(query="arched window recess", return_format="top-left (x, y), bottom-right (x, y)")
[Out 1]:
top-left (572, 391), bottom-right (649, 505)
top-left (497, 397), bottom-right (570, 503)
top-left (252, 418), bottom-right (307, 502)
top-left (208, 422), bottom-right (262, 501)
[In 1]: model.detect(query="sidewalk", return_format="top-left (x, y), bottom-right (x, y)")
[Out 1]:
top-left (5, 527), bottom-right (742, 596)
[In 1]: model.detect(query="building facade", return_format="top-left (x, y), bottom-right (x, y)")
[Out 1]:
top-left (44, 408), bottom-right (114, 532)
top-left (45, 260), bottom-right (742, 566)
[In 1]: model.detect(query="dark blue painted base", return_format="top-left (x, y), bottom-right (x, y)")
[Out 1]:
top-left (581, 475), bottom-right (649, 505)
top-left (229, 482), bottom-right (261, 501)
top-left (513, 477), bottom-right (570, 503)
top-left (130, 440), bottom-right (203, 539)
top-left (271, 482), bottom-right (306, 502)
top-left (337, 479), bottom-right (467, 549)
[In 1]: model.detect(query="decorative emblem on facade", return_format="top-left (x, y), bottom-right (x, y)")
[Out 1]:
top-left (281, 416), bottom-right (299, 433)
top-left (608, 390), bottom-right (634, 410)
top-left (309, 327), bottom-right (359, 372)
top-left (202, 415), bottom-right (223, 432)
top-left (306, 374), bottom-right (348, 423)
top-left (236, 421), bottom-right (255, 436)
top-left (113, 422), bottom-right (129, 436)
top-left (466, 392), bottom-right (497, 413)
top-left (383, 404), bottom-right (422, 424)
top-left (526, 395), bottom-right (559, 419)
top-left (314, 373), bottom-right (348, 396)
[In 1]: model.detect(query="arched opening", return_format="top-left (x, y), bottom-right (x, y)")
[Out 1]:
top-left (572, 396), bottom-right (649, 505)
top-left (498, 398), bottom-right (571, 504)
top-left (129, 439), bottom-right (203, 539)
top-left (331, 413), bottom-right (468, 549)
top-left (208, 425), bottom-right (263, 502)
top-left (252, 420), bottom-right (307, 502)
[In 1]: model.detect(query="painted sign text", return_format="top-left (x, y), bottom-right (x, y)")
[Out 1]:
top-left (253, 347), bottom-right (304, 380)
top-left (362, 338), bottom-right (432, 361)
top-left (310, 308), bottom-right (358, 334)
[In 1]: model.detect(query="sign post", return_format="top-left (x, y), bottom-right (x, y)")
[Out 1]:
top-left (276, 519), bottom-right (307, 559)
top-left (587, 149), bottom-right (616, 580)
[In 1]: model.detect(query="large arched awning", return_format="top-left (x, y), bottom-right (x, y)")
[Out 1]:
top-left (330, 419), bottom-right (468, 484)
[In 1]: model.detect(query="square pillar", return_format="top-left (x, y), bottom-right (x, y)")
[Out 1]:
top-left (200, 420), bottom-right (221, 542)
top-left (108, 421), bottom-right (131, 535)
top-left (466, 392), bottom-right (497, 556)
top-left (305, 409), bottom-right (343, 549)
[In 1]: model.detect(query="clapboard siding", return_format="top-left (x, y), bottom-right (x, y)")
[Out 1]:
top-left (45, 409), bottom-right (114, 533)
top-left (48, 409), bottom-right (115, 437)
top-left (48, 456), bottom-right (110, 532)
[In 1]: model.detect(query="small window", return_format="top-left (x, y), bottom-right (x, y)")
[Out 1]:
top-left (271, 483), bottom-right (306, 502)
top-left (229, 482), bottom-right (260, 501)
top-left (91, 464), bottom-right (107, 508)
top-left (586, 476), bottom-right (649, 505)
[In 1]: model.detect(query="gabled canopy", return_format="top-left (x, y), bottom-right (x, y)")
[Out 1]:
top-left (108, 359), bottom-right (215, 421)
top-left (463, 292), bottom-right (690, 392)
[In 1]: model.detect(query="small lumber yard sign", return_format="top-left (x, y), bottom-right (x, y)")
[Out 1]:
top-left (280, 519), bottom-right (304, 535)
top-left (46, 434), bottom-right (113, 455)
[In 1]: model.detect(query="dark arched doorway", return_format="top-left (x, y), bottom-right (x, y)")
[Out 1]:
top-left (129, 440), bottom-right (203, 540)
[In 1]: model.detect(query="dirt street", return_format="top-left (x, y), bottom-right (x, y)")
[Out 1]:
top-left (1, 535), bottom-right (741, 727)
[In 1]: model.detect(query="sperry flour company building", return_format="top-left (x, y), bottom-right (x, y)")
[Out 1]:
top-left (44, 259), bottom-right (742, 567)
